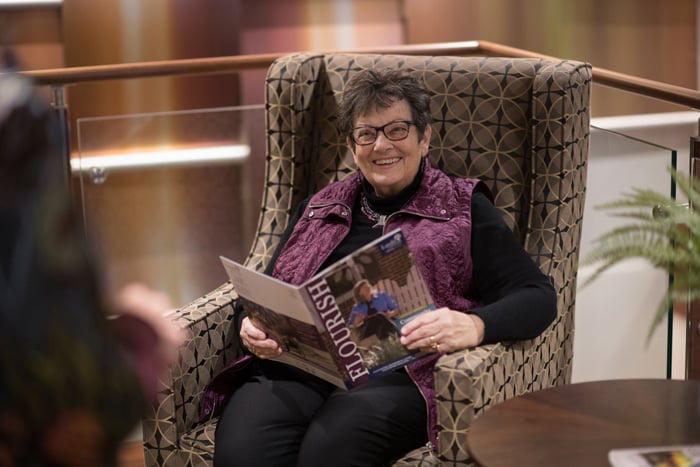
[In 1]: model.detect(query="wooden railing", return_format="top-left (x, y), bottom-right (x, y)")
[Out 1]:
top-left (22, 40), bottom-right (700, 110)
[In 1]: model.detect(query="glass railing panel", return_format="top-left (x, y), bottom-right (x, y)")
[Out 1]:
top-left (686, 109), bottom-right (700, 380)
top-left (575, 117), bottom-right (685, 383)
top-left (73, 105), bottom-right (266, 307)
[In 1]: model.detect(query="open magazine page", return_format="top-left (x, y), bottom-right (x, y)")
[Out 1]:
top-left (220, 258), bottom-right (347, 388)
top-left (309, 229), bottom-right (435, 381)
top-left (608, 444), bottom-right (700, 467)
top-left (220, 228), bottom-right (436, 389)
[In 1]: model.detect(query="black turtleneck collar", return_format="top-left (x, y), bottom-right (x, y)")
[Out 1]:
top-left (361, 157), bottom-right (426, 215)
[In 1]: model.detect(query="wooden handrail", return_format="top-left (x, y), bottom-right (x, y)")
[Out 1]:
top-left (20, 40), bottom-right (700, 110)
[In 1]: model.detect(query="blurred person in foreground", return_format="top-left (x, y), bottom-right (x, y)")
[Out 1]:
top-left (0, 60), bottom-right (184, 466)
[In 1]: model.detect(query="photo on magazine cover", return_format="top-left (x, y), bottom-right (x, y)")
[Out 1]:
top-left (319, 231), bottom-right (435, 371)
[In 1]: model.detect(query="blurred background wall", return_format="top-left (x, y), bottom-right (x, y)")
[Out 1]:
top-left (0, 0), bottom-right (697, 308)
top-left (4, 0), bottom-right (694, 114)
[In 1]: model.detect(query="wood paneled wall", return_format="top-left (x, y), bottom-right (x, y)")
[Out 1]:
top-left (403, 0), bottom-right (697, 116)
top-left (0, 6), bottom-right (63, 69)
top-left (4, 0), bottom-right (696, 304)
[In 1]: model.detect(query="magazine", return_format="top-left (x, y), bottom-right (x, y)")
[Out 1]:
top-left (608, 444), bottom-right (700, 467)
top-left (219, 228), bottom-right (436, 389)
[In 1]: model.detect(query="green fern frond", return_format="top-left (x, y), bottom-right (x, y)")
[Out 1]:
top-left (596, 186), bottom-right (673, 206)
top-left (582, 167), bottom-right (700, 343)
top-left (591, 223), bottom-right (684, 245)
top-left (673, 167), bottom-right (700, 207)
top-left (583, 230), bottom-right (681, 266)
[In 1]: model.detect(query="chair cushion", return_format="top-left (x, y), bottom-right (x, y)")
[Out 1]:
top-left (179, 419), bottom-right (217, 464)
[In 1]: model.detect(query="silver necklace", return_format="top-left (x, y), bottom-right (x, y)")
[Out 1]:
top-left (360, 193), bottom-right (388, 228)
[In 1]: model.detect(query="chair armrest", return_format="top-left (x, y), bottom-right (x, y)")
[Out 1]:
top-left (143, 282), bottom-right (240, 465)
top-left (434, 338), bottom-right (547, 465)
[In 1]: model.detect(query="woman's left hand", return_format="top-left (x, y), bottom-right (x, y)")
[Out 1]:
top-left (399, 307), bottom-right (485, 353)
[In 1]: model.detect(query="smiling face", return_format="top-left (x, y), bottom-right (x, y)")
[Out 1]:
top-left (349, 99), bottom-right (431, 198)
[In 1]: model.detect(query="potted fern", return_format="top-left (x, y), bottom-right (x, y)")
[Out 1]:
top-left (582, 168), bottom-right (697, 340)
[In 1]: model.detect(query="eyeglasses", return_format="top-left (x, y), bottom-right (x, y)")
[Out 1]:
top-left (350, 120), bottom-right (415, 146)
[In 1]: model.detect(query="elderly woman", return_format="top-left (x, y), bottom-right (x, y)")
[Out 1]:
top-left (214, 69), bottom-right (556, 466)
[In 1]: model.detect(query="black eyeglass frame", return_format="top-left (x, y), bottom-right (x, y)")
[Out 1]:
top-left (349, 120), bottom-right (416, 146)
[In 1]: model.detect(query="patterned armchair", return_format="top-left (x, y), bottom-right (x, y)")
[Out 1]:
top-left (142, 53), bottom-right (591, 466)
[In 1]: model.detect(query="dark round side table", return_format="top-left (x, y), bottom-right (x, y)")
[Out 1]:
top-left (467, 379), bottom-right (700, 467)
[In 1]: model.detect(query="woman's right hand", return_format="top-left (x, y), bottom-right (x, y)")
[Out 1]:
top-left (240, 316), bottom-right (283, 359)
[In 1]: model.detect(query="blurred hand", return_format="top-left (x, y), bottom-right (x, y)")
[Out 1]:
top-left (113, 282), bottom-right (185, 353)
top-left (111, 282), bottom-right (186, 400)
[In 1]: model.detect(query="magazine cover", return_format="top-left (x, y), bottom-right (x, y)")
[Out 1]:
top-left (220, 228), bottom-right (436, 389)
top-left (609, 444), bottom-right (700, 467)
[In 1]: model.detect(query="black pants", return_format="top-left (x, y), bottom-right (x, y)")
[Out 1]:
top-left (213, 360), bottom-right (428, 467)
top-left (358, 313), bottom-right (399, 340)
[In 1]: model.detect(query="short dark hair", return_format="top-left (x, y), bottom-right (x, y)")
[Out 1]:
top-left (339, 69), bottom-right (431, 142)
top-left (352, 279), bottom-right (371, 302)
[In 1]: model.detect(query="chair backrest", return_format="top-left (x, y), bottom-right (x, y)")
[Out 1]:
top-left (249, 52), bottom-right (591, 384)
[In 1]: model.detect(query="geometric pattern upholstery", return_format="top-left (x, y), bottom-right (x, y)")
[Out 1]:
top-left (142, 53), bottom-right (592, 466)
